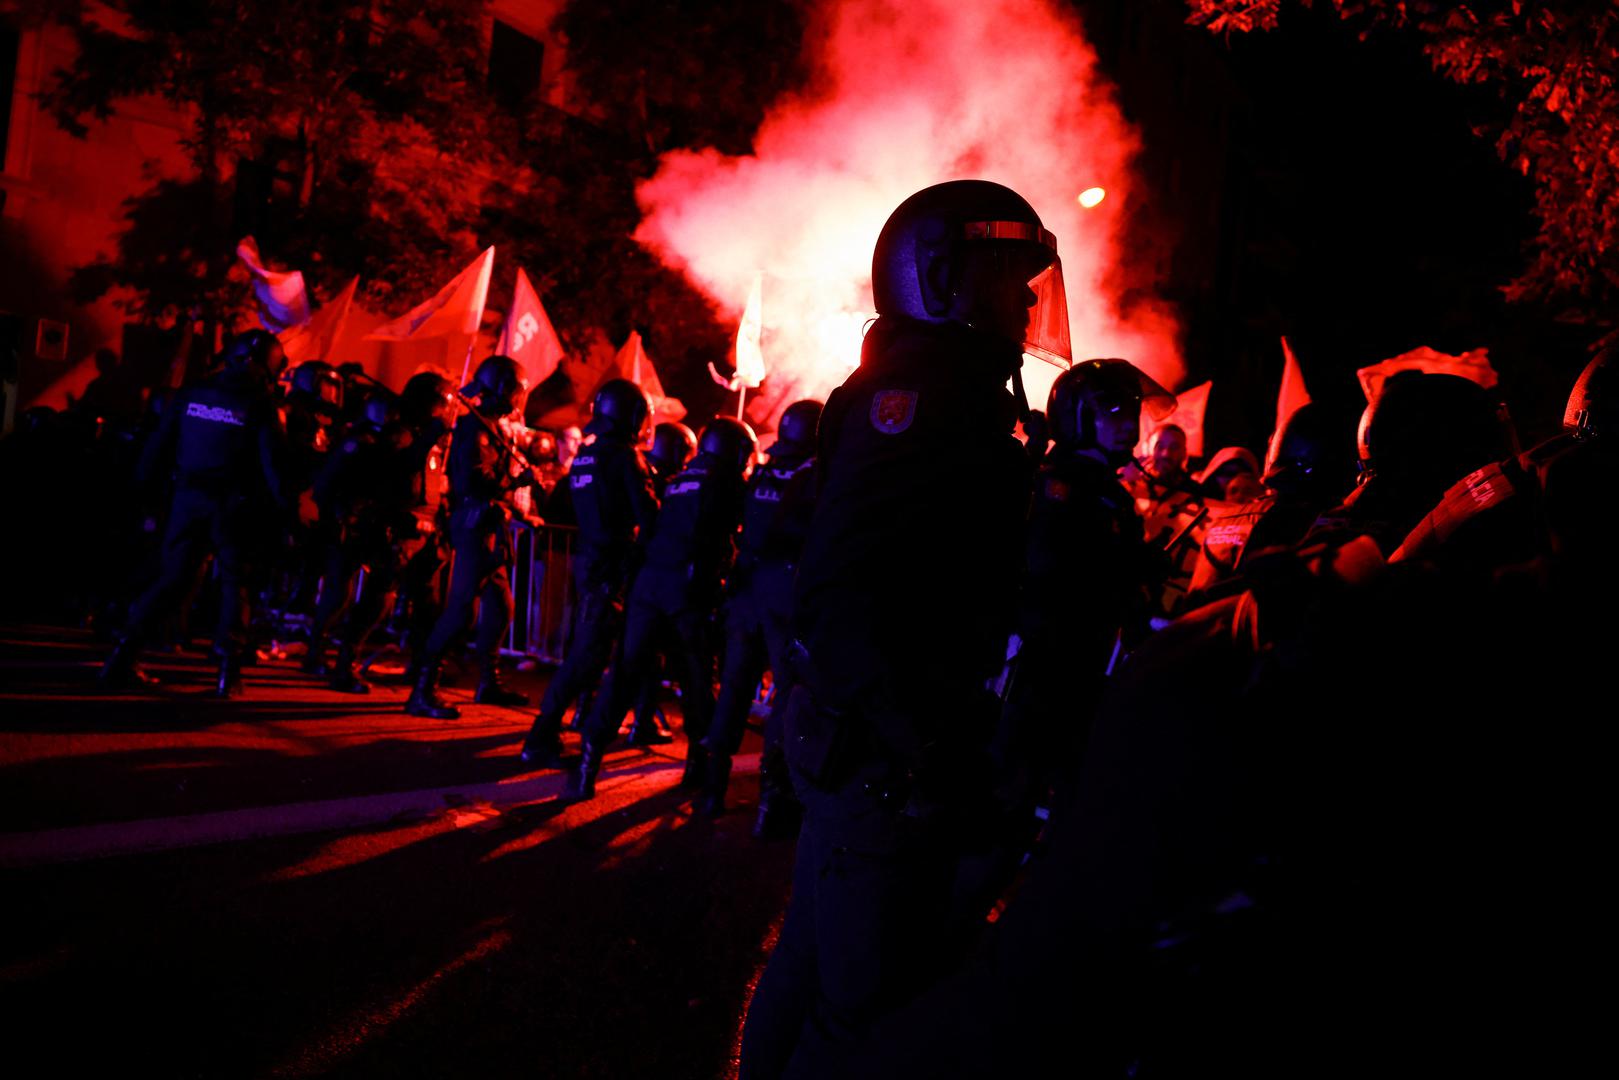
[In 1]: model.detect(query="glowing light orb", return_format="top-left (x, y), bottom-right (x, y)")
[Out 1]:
top-left (1077, 187), bottom-right (1107, 209)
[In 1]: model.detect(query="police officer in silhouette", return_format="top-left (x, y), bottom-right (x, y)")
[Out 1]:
top-left (99, 331), bottom-right (288, 696)
top-left (739, 180), bottom-right (1062, 1077)
top-left (406, 356), bottom-right (537, 719)
top-left (519, 379), bottom-right (659, 763)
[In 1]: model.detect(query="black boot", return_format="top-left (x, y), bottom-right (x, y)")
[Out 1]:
top-left (565, 739), bottom-right (602, 801)
top-left (694, 752), bottom-right (732, 817)
top-left (98, 637), bottom-right (158, 690)
top-left (211, 653), bottom-right (243, 698)
top-left (327, 643), bottom-right (371, 694)
top-left (301, 634), bottom-right (329, 676)
top-left (474, 661), bottom-right (529, 708)
top-left (628, 712), bottom-right (674, 747)
top-left (518, 712), bottom-right (565, 768)
top-left (752, 747), bottom-right (802, 840)
top-left (405, 659), bottom-right (460, 719)
top-left (679, 738), bottom-right (709, 792)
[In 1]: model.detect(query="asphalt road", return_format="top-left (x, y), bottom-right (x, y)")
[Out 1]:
top-left (0, 625), bottom-right (794, 1079)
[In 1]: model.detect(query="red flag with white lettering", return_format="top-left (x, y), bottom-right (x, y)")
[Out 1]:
top-left (495, 267), bottom-right (564, 388)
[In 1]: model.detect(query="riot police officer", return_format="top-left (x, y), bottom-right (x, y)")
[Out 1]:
top-left (626, 420), bottom-right (700, 746)
top-left (565, 416), bottom-right (754, 800)
top-left (647, 421), bottom-right (698, 493)
top-left (390, 372), bottom-right (455, 678)
top-left (697, 399), bottom-right (822, 820)
top-left (406, 355), bottom-right (537, 719)
top-left (739, 180), bottom-right (1056, 1078)
top-left (518, 379), bottom-right (659, 763)
top-left (99, 330), bottom-right (288, 695)
top-left (304, 390), bottom-right (399, 680)
top-left (1002, 359), bottom-right (1171, 782)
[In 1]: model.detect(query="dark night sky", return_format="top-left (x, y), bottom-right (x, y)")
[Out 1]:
top-left (1084, 0), bottom-right (1585, 454)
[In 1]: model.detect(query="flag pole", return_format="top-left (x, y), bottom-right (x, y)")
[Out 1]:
top-left (737, 383), bottom-right (747, 421)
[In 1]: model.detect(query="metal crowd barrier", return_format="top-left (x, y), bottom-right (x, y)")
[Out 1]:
top-left (503, 521), bottom-right (578, 664)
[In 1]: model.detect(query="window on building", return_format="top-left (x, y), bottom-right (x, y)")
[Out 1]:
top-left (2, 20), bottom-right (20, 173)
top-left (488, 20), bottom-right (543, 111)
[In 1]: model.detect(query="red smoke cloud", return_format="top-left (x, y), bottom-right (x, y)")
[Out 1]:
top-left (635, 0), bottom-right (1181, 426)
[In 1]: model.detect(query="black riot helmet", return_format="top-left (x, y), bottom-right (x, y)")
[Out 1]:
top-left (584, 378), bottom-right (652, 441)
top-left (873, 180), bottom-right (1072, 373)
top-left (1356, 371), bottom-right (1515, 492)
top-left (1263, 403), bottom-right (1349, 502)
top-left (290, 361), bottom-right (344, 410)
top-left (697, 415), bottom-right (758, 474)
top-left (359, 389), bottom-right (400, 432)
top-left (222, 329), bottom-right (285, 381)
top-left (463, 355), bottom-right (523, 415)
top-left (648, 421), bottom-right (697, 478)
top-left (400, 372), bottom-right (454, 426)
top-left (771, 399), bottom-right (823, 458)
top-left (1564, 347), bottom-right (1616, 440)
top-left (1047, 358), bottom-right (1174, 466)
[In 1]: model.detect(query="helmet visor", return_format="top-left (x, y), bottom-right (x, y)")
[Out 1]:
top-left (963, 220), bottom-right (1071, 369)
top-left (1022, 257), bottom-right (1072, 369)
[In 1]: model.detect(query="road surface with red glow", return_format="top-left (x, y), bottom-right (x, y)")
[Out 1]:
top-left (0, 625), bottom-right (792, 1078)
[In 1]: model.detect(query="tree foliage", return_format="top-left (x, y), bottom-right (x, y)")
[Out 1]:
top-left (13, 0), bottom-right (809, 404)
top-left (1185, 0), bottom-right (1619, 327)
top-left (16, 0), bottom-right (519, 324)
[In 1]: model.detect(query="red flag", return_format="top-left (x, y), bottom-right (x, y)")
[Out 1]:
top-left (1356, 345), bottom-right (1498, 405)
top-left (278, 276), bottom-right (357, 366)
top-left (495, 267), bottom-right (564, 388)
top-left (360, 247), bottom-right (494, 389)
top-left (1266, 337), bottom-right (1313, 472)
top-left (608, 331), bottom-right (686, 423)
top-left (1140, 380), bottom-right (1211, 460)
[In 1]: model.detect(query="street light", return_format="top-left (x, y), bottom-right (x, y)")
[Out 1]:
top-left (1077, 187), bottom-right (1106, 208)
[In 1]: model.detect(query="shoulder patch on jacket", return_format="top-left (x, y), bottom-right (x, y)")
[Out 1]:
top-left (870, 389), bottom-right (918, 435)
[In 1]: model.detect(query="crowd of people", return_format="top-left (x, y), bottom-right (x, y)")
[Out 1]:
top-left (1, 176), bottom-right (1609, 1076)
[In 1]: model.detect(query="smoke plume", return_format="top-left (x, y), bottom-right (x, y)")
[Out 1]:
top-left (635, 0), bottom-right (1181, 426)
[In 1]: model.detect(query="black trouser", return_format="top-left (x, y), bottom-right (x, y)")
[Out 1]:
top-left (123, 486), bottom-right (252, 657)
top-left (534, 551), bottom-right (628, 726)
top-left (421, 506), bottom-right (512, 665)
top-left (312, 524), bottom-right (420, 652)
top-left (580, 564), bottom-right (715, 752)
top-left (396, 530), bottom-right (447, 655)
top-left (739, 687), bottom-right (962, 1080)
top-left (709, 562), bottom-right (797, 758)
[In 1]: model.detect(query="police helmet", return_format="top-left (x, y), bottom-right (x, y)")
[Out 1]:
top-left (648, 421), bottom-right (697, 477)
top-left (584, 378), bottom-right (651, 440)
top-left (400, 372), bottom-right (454, 425)
top-left (1047, 358), bottom-right (1173, 464)
top-left (1563, 347), bottom-right (1615, 440)
top-left (1357, 372), bottom-right (1515, 490)
top-left (222, 329), bottom-right (285, 379)
top-left (290, 361), bottom-right (344, 410)
top-left (697, 416), bottom-right (758, 474)
top-left (359, 390), bottom-right (400, 431)
top-left (463, 355), bottom-right (523, 414)
top-left (873, 180), bottom-right (1071, 369)
top-left (771, 399), bottom-right (823, 457)
top-left (1262, 403), bottom-right (1348, 501)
